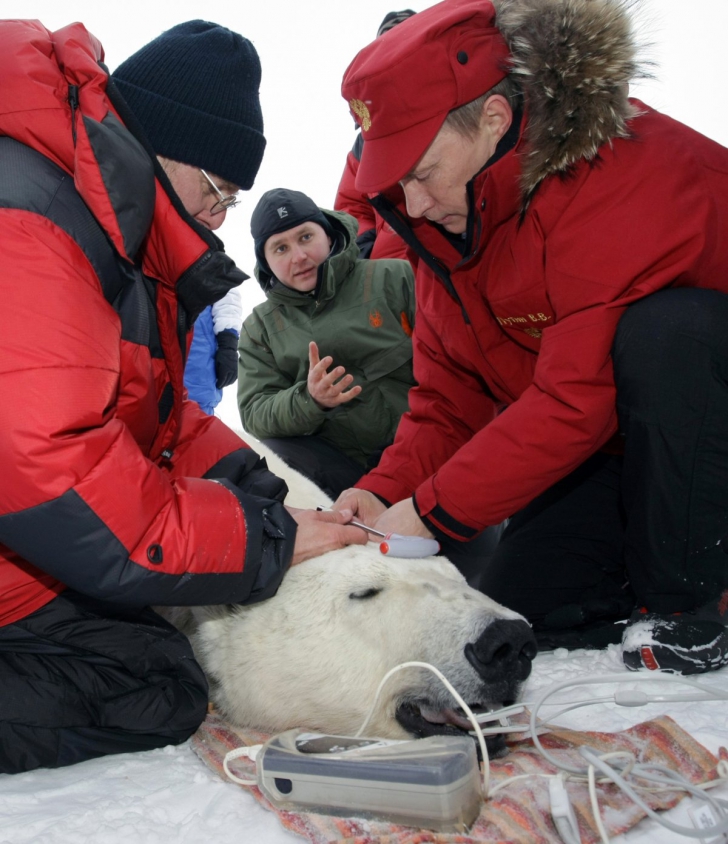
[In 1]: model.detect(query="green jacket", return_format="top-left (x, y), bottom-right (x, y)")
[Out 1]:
top-left (237, 209), bottom-right (415, 467)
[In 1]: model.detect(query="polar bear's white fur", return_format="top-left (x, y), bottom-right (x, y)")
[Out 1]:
top-left (178, 435), bottom-right (535, 742)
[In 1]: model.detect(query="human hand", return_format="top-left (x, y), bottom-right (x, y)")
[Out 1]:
top-left (332, 488), bottom-right (387, 526)
top-left (214, 330), bottom-right (239, 389)
top-left (287, 506), bottom-right (368, 565)
top-left (373, 498), bottom-right (435, 540)
top-left (307, 341), bottom-right (362, 409)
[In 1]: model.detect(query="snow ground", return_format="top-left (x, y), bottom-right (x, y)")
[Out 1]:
top-left (1, 1), bottom-right (726, 840)
top-left (2, 638), bottom-right (726, 844)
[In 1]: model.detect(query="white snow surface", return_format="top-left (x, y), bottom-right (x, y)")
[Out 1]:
top-left (2, 639), bottom-right (727, 843)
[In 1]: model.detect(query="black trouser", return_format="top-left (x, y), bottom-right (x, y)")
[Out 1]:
top-left (262, 435), bottom-right (367, 500)
top-left (0, 590), bottom-right (208, 774)
top-left (471, 288), bottom-right (728, 635)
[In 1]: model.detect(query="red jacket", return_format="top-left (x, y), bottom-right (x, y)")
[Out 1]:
top-left (0, 21), bottom-right (294, 626)
top-left (358, 102), bottom-right (728, 540)
top-left (334, 137), bottom-right (411, 262)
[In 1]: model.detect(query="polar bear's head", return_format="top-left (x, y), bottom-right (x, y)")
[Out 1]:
top-left (184, 434), bottom-right (536, 753)
top-left (192, 546), bottom-right (536, 755)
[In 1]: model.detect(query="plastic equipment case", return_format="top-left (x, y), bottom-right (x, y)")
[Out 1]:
top-left (256, 730), bottom-right (483, 832)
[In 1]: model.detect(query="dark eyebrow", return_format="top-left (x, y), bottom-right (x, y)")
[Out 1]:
top-left (207, 172), bottom-right (240, 195)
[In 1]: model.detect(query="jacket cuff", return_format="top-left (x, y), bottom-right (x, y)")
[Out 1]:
top-left (355, 473), bottom-right (409, 508)
top-left (217, 480), bottom-right (296, 604)
top-left (413, 476), bottom-right (480, 543)
top-left (292, 384), bottom-right (330, 430)
top-left (204, 447), bottom-right (288, 502)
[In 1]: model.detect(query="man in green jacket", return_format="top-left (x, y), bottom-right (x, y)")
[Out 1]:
top-left (238, 188), bottom-right (416, 499)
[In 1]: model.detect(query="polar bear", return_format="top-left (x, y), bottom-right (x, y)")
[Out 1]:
top-left (176, 437), bottom-right (536, 754)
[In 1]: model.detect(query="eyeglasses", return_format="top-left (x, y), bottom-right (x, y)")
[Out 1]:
top-left (200, 168), bottom-right (240, 214)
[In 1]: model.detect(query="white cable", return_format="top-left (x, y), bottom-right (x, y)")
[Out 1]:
top-left (529, 673), bottom-right (728, 776)
top-left (549, 775), bottom-right (582, 844)
top-left (704, 759), bottom-right (728, 787)
top-left (538, 695), bottom-right (615, 723)
top-left (587, 764), bottom-right (611, 844)
top-left (525, 673), bottom-right (728, 843)
top-left (488, 772), bottom-right (556, 796)
top-left (221, 660), bottom-right (514, 794)
top-left (622, 761), bottom-right (728, 816)
top-left (579, 747), bottom-right (728, 839)
top-left (222, 744), bottom-right (261, 786)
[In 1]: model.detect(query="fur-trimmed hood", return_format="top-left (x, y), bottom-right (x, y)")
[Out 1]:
top-left (493, 0), bottom-right (648, 199)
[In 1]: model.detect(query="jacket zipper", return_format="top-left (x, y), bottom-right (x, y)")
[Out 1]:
top-left (68, 85), bottom-right (79, 146)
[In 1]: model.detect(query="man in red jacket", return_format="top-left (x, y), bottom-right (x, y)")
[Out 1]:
top-left (0, 19), bottom-right (364, 774)
top-left (338, 0), bottom-right (728, 674)
top-left (334, 9), bottom-right (415, 261)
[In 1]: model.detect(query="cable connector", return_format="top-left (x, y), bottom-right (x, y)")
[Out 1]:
top-left (614, 689), bottom-right (649, 707)
top-left (222, 744), bottom-right (263, 786)
top-left (549, 776), bottom-right (581, 844)
top-left (688, 802), bottom-right (728, 843)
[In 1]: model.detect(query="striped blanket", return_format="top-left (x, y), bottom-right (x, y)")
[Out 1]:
top-left (192, 713), bottom-right (721, 844)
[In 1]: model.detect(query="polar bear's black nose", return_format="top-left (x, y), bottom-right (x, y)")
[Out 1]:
top-left (465, 619), bottom-right (537, 683)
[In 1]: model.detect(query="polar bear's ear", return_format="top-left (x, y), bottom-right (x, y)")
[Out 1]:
top-left (348, 587), bottom-right (383, 600)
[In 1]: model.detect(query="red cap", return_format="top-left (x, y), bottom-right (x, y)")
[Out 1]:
top-left (341, 0), bottom-right (511, 194)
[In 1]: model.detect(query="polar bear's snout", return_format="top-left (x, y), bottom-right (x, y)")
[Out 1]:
top-left (465, 618), bottom-right (537, 687)
top-left (392, 612), bottom-right (536, 754)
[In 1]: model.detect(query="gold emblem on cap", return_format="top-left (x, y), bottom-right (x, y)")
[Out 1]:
top-left (349, 99), bottom-right (371, 132)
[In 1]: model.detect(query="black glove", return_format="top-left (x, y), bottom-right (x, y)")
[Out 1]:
top-left (214, 330), bottom-right (239, 389)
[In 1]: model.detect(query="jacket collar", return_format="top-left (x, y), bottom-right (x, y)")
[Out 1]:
top-left (462, 108), bottom-right (525, 258)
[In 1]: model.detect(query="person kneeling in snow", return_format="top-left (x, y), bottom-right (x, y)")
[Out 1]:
top-left (337, 0), bottom-right (728, 675)
top-left (237, 188), bottom-right (416, 500)
top-left (0, 19), bottom-right (366, 775)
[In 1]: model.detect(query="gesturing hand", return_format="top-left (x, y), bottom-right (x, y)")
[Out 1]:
top-left (307, 341), bottom-right (362, 409)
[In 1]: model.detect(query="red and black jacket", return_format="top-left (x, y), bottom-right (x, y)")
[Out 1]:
top-left (0, 20), bottom-right (294, 626)
top-left (357, 103), bottom-right (728, 542)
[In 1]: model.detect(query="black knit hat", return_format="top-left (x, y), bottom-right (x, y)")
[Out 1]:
top-left (377, 9), bottom-right (416, 37)
top-left (251, 188), bottom-right (333, 269)
top-left (111, 20), bottom-right (265, 190)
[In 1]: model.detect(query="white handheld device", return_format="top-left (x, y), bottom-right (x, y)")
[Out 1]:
top-left (378, 534), bottom-right (441, 557)
top-left (255, 729), bottom-right (482, 832)
top-left (317, 507), bottom-right (441, 558)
